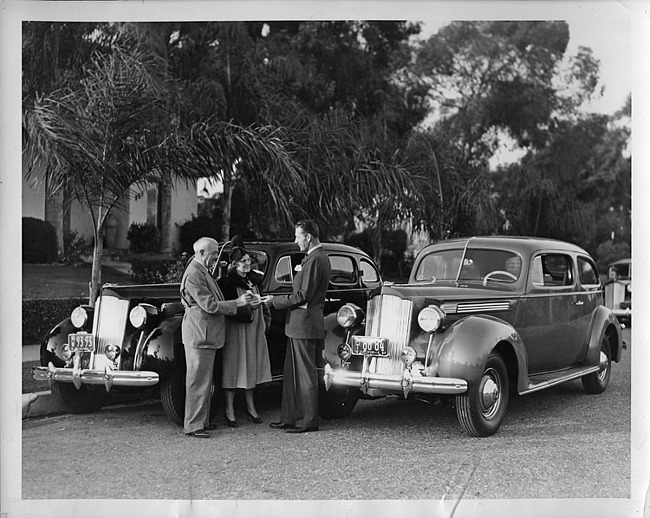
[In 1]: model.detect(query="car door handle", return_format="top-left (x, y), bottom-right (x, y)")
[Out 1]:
top-left (574, 301), bottom-right (584, 306)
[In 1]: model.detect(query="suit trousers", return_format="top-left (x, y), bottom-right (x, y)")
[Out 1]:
top-left (280, 337), bottom-right (320, 429)
top-left (183, 345), bottom-right (218, 434)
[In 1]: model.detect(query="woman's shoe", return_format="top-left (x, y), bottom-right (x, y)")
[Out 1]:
top-left (246, 409), bottom-right (263, 424)
top-left (224, 414), bottom-right (239, 428)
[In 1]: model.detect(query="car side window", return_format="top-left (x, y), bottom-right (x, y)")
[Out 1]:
top-left (530, 254), bottom-right (574, 287)
top-left (329, 255), bottom-right (357, 285)
top-left (360, 259), bottom-right (380, 283)
top-left (577, 256), bottom-right (599, 287)
top-left (275, 255), bottom-right (293, 283)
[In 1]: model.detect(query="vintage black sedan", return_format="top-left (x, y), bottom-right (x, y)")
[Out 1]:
top-left (323, 236), bottom-right (625, 437)
top-left (33, 240), bottom-right (382, 423)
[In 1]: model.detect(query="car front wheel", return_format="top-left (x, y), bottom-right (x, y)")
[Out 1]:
top-left (51, 381), bottom-right (110, 414)
top-left (582, 335), bottom-right (611, 394)
top-left (318, 383), bottom-right (360, 419)
top-left (456, 352), bottom-right (509, 437)
top-left (160, 365), bottom-right (221, 426)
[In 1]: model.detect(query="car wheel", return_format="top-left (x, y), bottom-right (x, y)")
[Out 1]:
top-left (51, 381), bottom-right (110, 414)
top-left (318, 383), bottom-right (360, 419)
top-left (582, 335), bottom-right (611, 394)
top-left (160, 366), bottom-right (221, 426)
top-left (160, 367), bottom-right (185, 425)
top-left (456, 352), bottom-right (509, 437)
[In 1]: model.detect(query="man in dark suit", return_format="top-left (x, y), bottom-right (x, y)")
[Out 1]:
top-left (266, 220), bottom-right (331, 433)
top-left (180, 237), bottom-right (252, 438)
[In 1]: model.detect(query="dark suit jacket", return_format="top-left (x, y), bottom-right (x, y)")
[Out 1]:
top-left (180, 259), bottom-right (238, 348)
top-left (272, 246), bottom-right (331, 339)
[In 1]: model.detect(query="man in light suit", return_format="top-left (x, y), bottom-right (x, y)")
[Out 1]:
top-left (181, 237), bottom-right (252, 438)
top-left (266, 220), bottom-right (331, 434)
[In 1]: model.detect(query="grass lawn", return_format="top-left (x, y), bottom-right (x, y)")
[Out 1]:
top-left (23, 263), bottom-right (134, 299)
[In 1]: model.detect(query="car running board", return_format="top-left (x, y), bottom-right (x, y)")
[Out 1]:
top-left (521, 365), bottom-right (600, 395)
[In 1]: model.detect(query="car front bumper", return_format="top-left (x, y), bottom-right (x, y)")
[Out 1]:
top-left (33, 362), bottom-right (159, 392)
top-left (323, 362), bottom-right (467, 399)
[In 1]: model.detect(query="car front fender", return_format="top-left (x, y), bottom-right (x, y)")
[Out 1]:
top-left (138, 314), bottom-right (184, 381)
top-left (586, 305), bottom-right (624, 364)
top-left (434, 314), bottom-right (527, 390)
top-left (39, 317), bottom-right (78, 367)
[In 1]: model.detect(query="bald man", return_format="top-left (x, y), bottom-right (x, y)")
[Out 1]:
top-left (180, 237), bottom-right (252, 438)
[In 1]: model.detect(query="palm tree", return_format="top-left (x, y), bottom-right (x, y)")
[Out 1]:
top-left (178, 119), bottom-right (305, 240)
top-left (23, 40), bottom-right (176, 304)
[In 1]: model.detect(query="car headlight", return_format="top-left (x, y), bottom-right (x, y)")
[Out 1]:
top-left (71, 307), bottom-right (89, 329)
top-left (417, 305), bottom-right (445, 332)
top-left (336, 303), bottom-right (363, 329)
top-left (401, 346), bottom-right (416, 366)
top-left (105, 344), bottom-right (121, 360)
top-left (129, 305), bottom-right (148, 328)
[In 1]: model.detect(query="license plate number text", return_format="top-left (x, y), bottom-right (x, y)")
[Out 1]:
top-left (351, 336), bottom-right (388, 356)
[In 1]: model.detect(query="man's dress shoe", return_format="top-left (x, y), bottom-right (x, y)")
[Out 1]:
top-left (284, 426), bottom-right (319, 434)
top-left (269, 421), bottom-right (292, 429)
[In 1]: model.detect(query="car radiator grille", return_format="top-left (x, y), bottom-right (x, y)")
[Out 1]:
top-left (365, 294), bottom-right (413, 375)
top-left (91, 295), bottom-right (130, 370)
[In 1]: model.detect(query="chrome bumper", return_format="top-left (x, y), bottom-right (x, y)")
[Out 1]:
top-left (323, 362), bottom-right (467, 398)
top-left (33, 362), bottom-right (159, 392)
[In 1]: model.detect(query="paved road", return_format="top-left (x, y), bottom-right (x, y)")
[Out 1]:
top-left (21, 329), bottom-right (632, 507)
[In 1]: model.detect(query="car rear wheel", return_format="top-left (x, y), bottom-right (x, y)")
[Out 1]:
top-left (456, 352), bottom-right (509, 437)
top-left (318, 383), bottom-right (360, 419)
top-left (582, 335), bottom-right (611, 394)
top-left (51, 381), bottom-right (110, 414)
top-left (160, 366), bottom-right (221, 426)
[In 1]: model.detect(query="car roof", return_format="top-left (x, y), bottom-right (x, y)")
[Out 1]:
top-left (419, 236), bottom-right (589, 257)
top-left (225, 240), bottom-right (373, 259)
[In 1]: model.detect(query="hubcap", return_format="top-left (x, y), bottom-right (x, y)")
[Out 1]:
top-left (598, 350), bottom-right (609, 382)
top-left (479, 368), bottom-right (501, 418)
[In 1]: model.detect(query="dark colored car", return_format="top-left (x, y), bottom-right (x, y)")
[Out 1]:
top-left (33, 240), bottom-right (382, 423)
top-left (323, 236), bottom-right (625, 437)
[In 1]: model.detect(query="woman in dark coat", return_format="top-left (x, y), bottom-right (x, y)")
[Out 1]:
top-left (217, 246), bottom-right (272, 426)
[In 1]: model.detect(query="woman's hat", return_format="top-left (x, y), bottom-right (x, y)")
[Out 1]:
top-left (229, 246), bottom-right (248, 264)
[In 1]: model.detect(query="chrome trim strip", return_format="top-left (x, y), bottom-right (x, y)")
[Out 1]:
top-left (33, 364), bottom-right (159, 388)
top-left (441, 301), bottom-right (510, 314)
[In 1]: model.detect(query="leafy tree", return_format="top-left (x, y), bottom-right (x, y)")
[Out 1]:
top-left (23, 39), bottom-right (176, 304)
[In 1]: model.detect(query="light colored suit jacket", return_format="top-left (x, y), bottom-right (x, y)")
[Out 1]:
top-left (180, 259), bottom-right (238, 349)
top-left (272, 247), bottom-right (331, 339)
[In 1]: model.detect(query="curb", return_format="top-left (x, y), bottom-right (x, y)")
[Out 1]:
top-left (22, 390), bottom-right (65, 419)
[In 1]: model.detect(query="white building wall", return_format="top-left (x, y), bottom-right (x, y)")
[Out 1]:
top-left (171, 180), bottom-right (198, 252)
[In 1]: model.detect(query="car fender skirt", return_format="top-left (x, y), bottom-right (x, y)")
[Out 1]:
top-left (323, 363), bottom-right (467, 396)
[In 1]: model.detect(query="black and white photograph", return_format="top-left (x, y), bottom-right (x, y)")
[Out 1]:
top-left (1, 1), bottom-right (648, 517)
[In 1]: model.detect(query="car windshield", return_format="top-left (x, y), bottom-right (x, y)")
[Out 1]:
top-left (414, 248), bottom-right (522, 283)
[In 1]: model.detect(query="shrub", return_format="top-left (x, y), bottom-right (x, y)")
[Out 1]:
top-left (23, 297), bottom-right (87, 344)
top-left (130, 254), bottom-right (178, 284)
top-left (164, 253), bottom-right (191, 283)
top-left (126, 222), bottom-right (160, 254)
top-left (23, 217), bottom-right (58, 264)
top-left (595, 240), bottom-right (631, 273)
top-left (62, 229), bottom-right (91, 265)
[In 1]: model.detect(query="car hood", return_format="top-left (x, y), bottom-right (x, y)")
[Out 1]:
top-left (376, 282), bottom-right (518, 302)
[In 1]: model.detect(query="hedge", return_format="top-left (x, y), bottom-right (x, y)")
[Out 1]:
top-left (23, 297), bottom-right (87, 345)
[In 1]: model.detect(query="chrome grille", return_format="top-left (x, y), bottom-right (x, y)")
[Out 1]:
top-left (366, 294), bottom-right (413, 375)
top-left (91, 295), bottom-right (130, 370)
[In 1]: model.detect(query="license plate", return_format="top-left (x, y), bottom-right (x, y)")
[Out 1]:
top-left (351, 336), bottom-right (389, 356)
top-left (69, 332), bottom-right (94, 352)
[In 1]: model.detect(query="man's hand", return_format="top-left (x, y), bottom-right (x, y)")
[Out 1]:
top-left (260, 295), bottom-right (274, 305)
top-left (236, 292), bottom-right (254, 307)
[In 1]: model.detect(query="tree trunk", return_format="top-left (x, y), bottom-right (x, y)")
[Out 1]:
top-left (44, 177), bottom-right (64, 260)
top-left (159, 175), bottom-right (173, 254)
top-left (220, 171), bottom-right (233, 242)
top-left (89, 224), bottom-right (105, 305)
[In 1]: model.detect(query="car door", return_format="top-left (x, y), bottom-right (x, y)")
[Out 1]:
top-left (518, 252), bottom-right (582, 372)
top-left (574, 255), bottom-right (602, 362)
